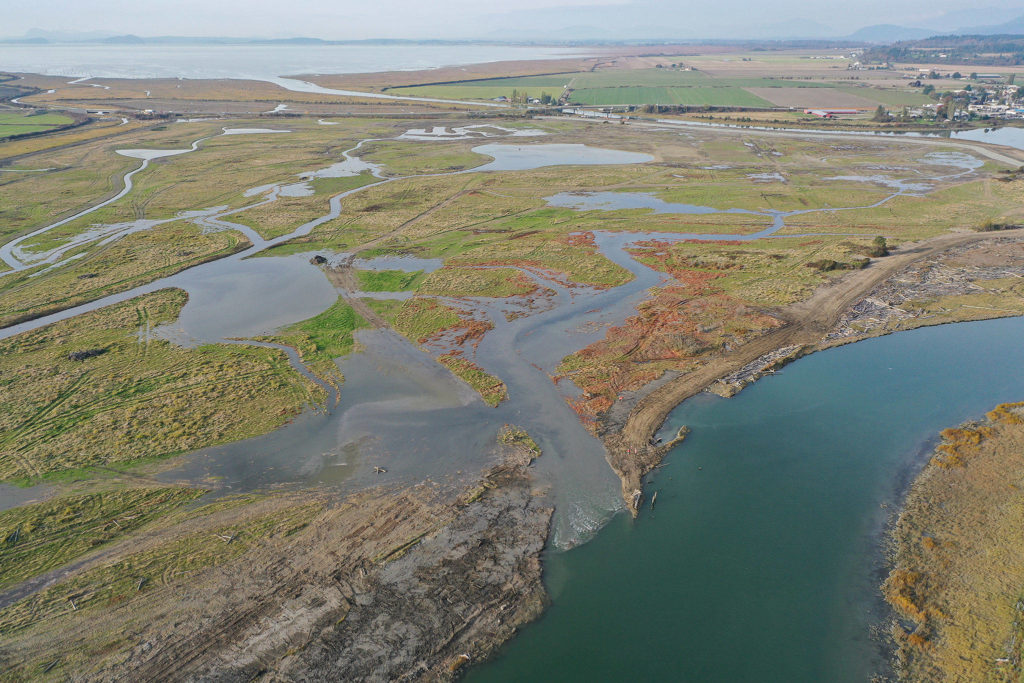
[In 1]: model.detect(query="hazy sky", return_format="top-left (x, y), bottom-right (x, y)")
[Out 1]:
top-left (6, 0), bottom-right (1024, 39)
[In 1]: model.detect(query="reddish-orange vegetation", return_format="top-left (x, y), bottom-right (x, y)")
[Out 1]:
top-left (451, 319), bottom-right (493, 350)
top-left (565, 231), bottom-right (597, 248)
top-left (629, 240), bottom-right (739, 284)
top-left (933, 426), bottom-right (990, 468)
top-left (560, 281), bottom-right (782, 421)
top-left (885, 569), bottom-right (929, 626)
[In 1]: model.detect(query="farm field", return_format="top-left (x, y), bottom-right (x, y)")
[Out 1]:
top-left (388, 65), bottom-right (935, 110)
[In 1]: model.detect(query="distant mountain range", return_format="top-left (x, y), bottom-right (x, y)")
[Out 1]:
top-left (849, 13), bottom-right (1024, 43)
top-left (6, 7), bottom-right (1024, 46)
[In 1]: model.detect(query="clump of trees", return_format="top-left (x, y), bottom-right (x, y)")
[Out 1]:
top-left (978, 219), bottom-right (1022, 231)
top-left (868, 236), bottom-right (889, 257)
top-left (508, 90), bottom-right (555, 105)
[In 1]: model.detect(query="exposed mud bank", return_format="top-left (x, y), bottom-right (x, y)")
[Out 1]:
top-left (0, 449), bottom-right (551, 681)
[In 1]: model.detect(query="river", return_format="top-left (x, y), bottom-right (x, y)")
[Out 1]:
top-left (471, 315), bottom-right (1024, 681)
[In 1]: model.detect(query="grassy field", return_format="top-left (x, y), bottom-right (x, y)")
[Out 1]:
top-left (385, 66), bottom-right (926, 109)
top-left (783, 177), bottom-right (1024, 238)
top-left (0, 118), bottom-right (153, 162)
top-left (358, 139), bottom-right (491, 176)
top-left (0, 289), bottom-right (322, 483)
top-left (230, 173), bottom-right (379, 240)
top-left (418, 266), bottom-right (538, 298)
top-left (0, 487), bottom-right (205, 590)
top-left (355, 269), bottom-right (425, 291)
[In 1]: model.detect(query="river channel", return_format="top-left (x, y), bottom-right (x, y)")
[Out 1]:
top-left (471, 315), bottom-right (1024, 682)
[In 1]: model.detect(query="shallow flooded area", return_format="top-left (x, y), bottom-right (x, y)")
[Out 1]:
top-left (0, 132), bottom-right (995, 546)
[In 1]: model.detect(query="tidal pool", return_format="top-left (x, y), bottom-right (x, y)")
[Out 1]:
top-left (470, 315), bottom-right (1024, 682)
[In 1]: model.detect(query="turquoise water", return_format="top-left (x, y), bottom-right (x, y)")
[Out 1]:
top-left (471, 316), bottom-right (1024, 682)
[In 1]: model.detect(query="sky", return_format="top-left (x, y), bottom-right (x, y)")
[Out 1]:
top-left (5, 0), bottom-right (1024, 40)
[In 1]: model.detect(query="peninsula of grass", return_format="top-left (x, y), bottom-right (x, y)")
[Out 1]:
top-left (270, 298), bottom-right (369, 382)
top-left (385, 298), bottom-right (463, 342)
top-left (0, 289), bottom-right (322, 482)
top-left (498, 424), bottom-right (541, 458)
top-left (438, 352), bottom-right (508, 407)
top-left (0, 111), bottom-right (76, 138)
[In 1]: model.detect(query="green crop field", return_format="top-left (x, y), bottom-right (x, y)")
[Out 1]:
top-left (568, 70), bottom-right (712, 87)
top-left (0, 111), bottom-right (75, 138)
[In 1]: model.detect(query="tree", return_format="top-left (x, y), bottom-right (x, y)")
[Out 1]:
top-left (870, 236), bottom-right (889, 256)
top-left (872, 105), bottom-right (891, 122)
top-left (952, 71), bottom-right (962, 79)
top-left (922, 84), bottom-right (935, 96)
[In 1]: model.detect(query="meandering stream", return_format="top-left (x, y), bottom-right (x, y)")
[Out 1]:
top-left (0, 122), bottom-right (1003, 546)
